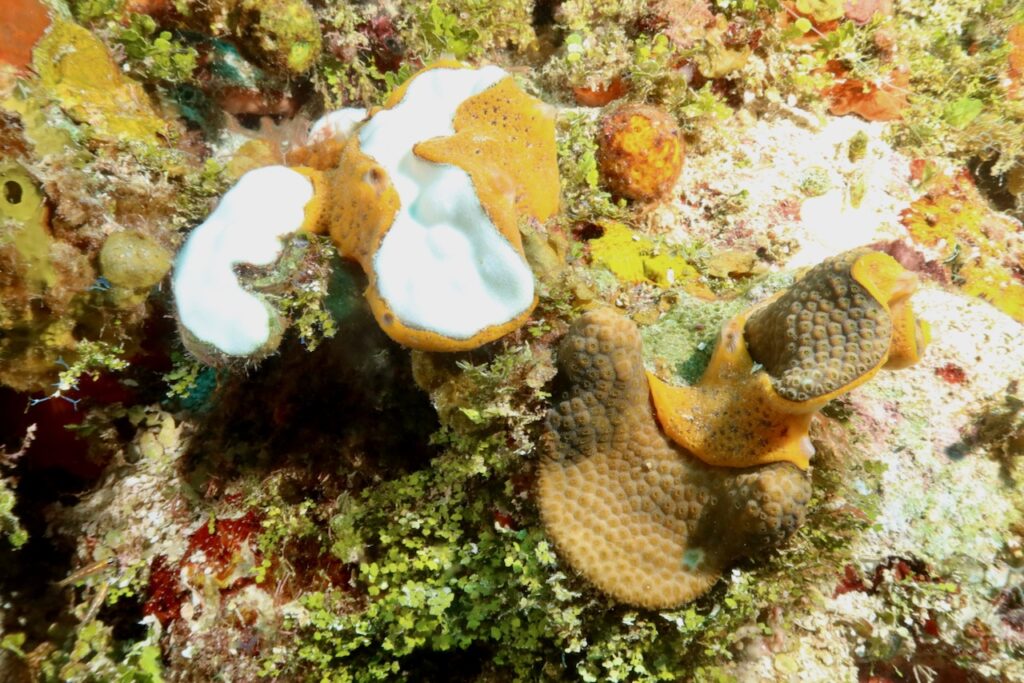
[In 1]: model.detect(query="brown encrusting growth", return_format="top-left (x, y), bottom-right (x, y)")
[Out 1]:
top-left (539, 309), bottom-right (810, 608)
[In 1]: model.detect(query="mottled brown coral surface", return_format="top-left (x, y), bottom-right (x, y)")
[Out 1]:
top-left (539, 309), bottom-right (810, 608)
top-left (745, 250), bottom-right (894, 402)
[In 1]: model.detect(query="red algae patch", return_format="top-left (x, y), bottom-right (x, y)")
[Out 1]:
top-left (0, 0), bottom-right (50, 72)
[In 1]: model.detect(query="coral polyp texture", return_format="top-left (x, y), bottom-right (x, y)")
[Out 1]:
top-left (744, 249), bottom-right (928, 401)
top-left (648, 249), bottom-right (928, 470)
top-left (596, 103), bottom-right (684, 202)
top-left (172, 62), bottom-right (558, 356)
top-left (539, 309), bottom-right (811, 608)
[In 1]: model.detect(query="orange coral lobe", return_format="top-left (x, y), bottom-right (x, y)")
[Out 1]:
top-left (649, 250), bottom-right (926, 470)
top-left (647, 314), bottom-right (819, 471)
top-left (1009, 25), bottom-right (1024, 79)
top-left (321, 143), bottom-right (399, 263)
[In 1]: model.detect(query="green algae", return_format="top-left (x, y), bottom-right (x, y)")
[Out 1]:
top-left (0, 477), bottom-right (27, 549)
top-left (640, 273), bottom-right (794, 384)
top-left (641, 295), bottom-right (749, 384)
top-left (795, 0), bottom-right (845, 23)
top-left (555, 111), bottom-right (625, 222)
top-left (235, 0), bottom-right (322, 73)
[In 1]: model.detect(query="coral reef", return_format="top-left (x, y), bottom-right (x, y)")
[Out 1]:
top-left (1, 0), bottom-right (1023, 681)
top-left (540, 308), bottom-right (811, 608)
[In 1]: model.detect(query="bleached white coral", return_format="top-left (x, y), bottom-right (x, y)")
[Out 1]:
top-left (358, 66), bottom-right (535, 341)
top-left (172, 165), bottom-right (314, 357)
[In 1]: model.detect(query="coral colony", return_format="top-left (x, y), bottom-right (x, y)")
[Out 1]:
top-left (2, 0), bottom-right (1024, 681)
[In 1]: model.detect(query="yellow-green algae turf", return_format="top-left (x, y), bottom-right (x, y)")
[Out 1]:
top-left (33, 19), bottom-right (168, 145)
top-left (234, 0), bottom-right (322, 73)
top-left (0, 477), bottom-right (27, 549)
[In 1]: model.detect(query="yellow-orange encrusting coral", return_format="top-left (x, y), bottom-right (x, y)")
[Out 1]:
top-left (596, 104), bottom-right (684, 202)
top-left (648, 250), bottom-right (928, 470)
top-left (539, 309), bottom-right (811, 608)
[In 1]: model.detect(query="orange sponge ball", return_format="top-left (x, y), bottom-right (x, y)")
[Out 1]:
top-left (596, 104), bottom-right (684, 202)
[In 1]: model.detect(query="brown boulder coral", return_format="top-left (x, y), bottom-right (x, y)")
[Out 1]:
top-left (539, 250), bottom-right (928, 608)
top-left (539, 309), bottom-right (811, 608)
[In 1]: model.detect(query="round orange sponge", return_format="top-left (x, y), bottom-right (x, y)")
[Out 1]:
top-left (596, 104), bottom-right (684, 201)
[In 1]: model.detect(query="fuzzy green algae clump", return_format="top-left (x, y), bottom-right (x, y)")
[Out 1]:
top-left (0, 476), bottom-right (27, 548)
top-left (233, 0), bottom-right (322, 73)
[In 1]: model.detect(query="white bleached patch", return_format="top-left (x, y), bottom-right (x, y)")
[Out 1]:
top-left (359, 66), bottom-right (536, 340)
top-left (788, 117), bottom-right (914, 267)
top-left (655, 113), bottom-right (917, 268)
top-left (308, 107), bottom-right (367, 145)
top-left (172, 165), bottom-right (313, 356)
